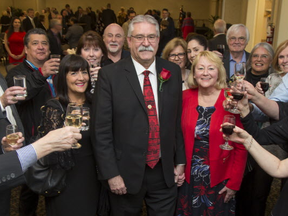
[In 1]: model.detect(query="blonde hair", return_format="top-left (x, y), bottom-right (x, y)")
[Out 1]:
top-left (188, 51), bottom-right (227, 89)
top-left (162, 38), bottom-right (187, 60)
top-left (272, 40), bottom-right (288, 74)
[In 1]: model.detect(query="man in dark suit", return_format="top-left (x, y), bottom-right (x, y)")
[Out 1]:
top-left (92, 15), bottom-right (185, 216)
top-left (0, 75), bottom-right (25, 216)
top-left (47, 19), bottom-right (63, 56)
top-left (208, 19), bottom-right (228, 51)
top-left (160, 8), bottom-right (175, 41)
top-left (22, 8), bottom-right (36, 32)
top-left (102, 3), bottom-right (117, 29)
top-left (65, 17), bottom-right (84, 49)
top-left (222, 24), bottom-right (250, 79)
top-left (0, 127), bottom-right (81, 192)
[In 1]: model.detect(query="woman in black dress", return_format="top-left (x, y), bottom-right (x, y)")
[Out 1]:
top-left (40, 54), bottom-right (100, 216)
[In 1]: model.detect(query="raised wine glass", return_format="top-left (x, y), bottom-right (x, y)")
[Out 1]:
top-left (220, 115), bottom-right (236, 150)
top-left (260, 77), bottom-right (269, 93)
top-left (6, 124), bottom-right (19, 147)
top-left (90, 62), bottom-right (100, 94)
top-left (65, 102), bottom-right (83, 149)
top-left (234, 62), bottom-right (246, 81)
top-left (229, 81), bottom-right (245, 114)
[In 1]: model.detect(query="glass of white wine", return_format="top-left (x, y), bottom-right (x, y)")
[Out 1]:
top-left (65, 103), bottom-right (83, 149)
top-left (234, 62), bottom-right (246, 81)
top-left (6, 124), bottom-right (19, 147)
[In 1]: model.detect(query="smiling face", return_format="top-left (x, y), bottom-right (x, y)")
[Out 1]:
top-left (66, 69), bottom-right (89, 96)
top-left (168, 45), bottom-right (186, 70)
top-left (25, 34), bottom-right (50, 65)
top-left (194, 56), bottom-right (219, 90)
top-left (13, 18), bottom-right (21, 29)
top-left (251, 46), bottom-right (272, 75)
top-left (187, 39), bottom-right (205, 64)
top-left (227, 27), bottom-right (247, 53)
top-left (81, 46), bottom-right (103, 66)
top-left (103, 24), bottom-right (125, 54)
top-left (278, 46), bottom-right (288, 73)
top-left (127, 22), bottom-right (159, 68)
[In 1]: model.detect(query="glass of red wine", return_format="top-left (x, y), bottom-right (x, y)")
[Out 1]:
top-left (229, 81), bottom-right (245, 114)
top-left (217, 44), bottom-right (225, 55)
top-left (220, 115), bottom-right (236, 150)
top-left (260, 77), bottom-right (269, 93)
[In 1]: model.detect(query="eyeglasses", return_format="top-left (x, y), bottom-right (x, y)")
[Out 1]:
top-left (130, 34), bottom-right (158, 43)
top-left (229, 36), bottom-right (246, 43)
top-left (252, 54), bottom-right (269, 60)
top-left (168, 52), bottom-right (186, 59)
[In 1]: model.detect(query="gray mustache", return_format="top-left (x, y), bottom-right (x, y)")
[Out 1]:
top-left (138, 46), bottom-right (154, 52)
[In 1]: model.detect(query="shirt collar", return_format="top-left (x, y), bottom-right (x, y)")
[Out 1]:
top-left (131, 57), bottom-right (157, 76)
top-left (229, 51), bottom-right (247, 62)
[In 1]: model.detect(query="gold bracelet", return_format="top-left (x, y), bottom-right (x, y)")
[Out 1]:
top-left (246, 135), bottom-right (253, 151)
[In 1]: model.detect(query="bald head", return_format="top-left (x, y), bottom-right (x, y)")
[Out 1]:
top-left (103, 23), bottom-right (125, 54)
top-left (214, 19), bottom-right (226, 34)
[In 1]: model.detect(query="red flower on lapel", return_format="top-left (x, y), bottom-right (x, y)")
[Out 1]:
top-left (158, 68), bottom-right (171, 92)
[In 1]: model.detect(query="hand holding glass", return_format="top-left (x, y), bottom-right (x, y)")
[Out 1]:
top-left (220, 115), bottom-right (235, 150)
top-left (65, 103), bottom-right (82, 149)
top-left (6, 124), bottom-right (19, 147)
top-left (50, 54), bottom-right (61, 73)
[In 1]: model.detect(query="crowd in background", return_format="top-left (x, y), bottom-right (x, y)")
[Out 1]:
top-left (0, 2), bottom-right (288, 216)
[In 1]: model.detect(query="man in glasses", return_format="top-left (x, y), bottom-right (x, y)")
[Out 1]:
top-left (92, 15), bottom-right (185, 216)
top-left (223, 24), bottom-right (250, 79)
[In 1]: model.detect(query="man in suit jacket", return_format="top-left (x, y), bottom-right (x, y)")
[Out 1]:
top-left (0, 74), bottom-right (25, 216)
top-left (222, 24), bottom-right (250, 79)
top-left (65, 17), bottom-right (84, 49)
top-left (22, 8), bottom-right (36, 32)
top-left (102, 3), bottom-right (117, 29)
top-left (92, 15), bottom-right (185, 216)
top-left (0, 127), bottom-right (81, 192)
top-left (47, 19), bottom-right (63, 56)
top-left (160, 8), bottom-right (175, 41)
top-left (208, 19), bottom-right (228, 51)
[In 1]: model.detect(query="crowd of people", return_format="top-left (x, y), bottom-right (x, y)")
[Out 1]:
top-left (0, 3), bottom-right (288, 216)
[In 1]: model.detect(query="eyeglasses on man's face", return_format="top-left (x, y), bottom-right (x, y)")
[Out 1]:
top-left (130, 34), bottom-right (158, 43)
top-left (229, 36), bottom-right (246, 43)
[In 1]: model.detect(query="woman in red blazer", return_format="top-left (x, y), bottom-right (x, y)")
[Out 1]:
top-left (176, 51), bottom-right (247, 216)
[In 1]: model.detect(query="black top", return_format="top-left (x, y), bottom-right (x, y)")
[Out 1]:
top-left (245, 68), bottom-right (269, 87)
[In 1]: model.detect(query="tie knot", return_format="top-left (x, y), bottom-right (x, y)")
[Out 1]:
top-left (143, 70), bottom-right (150, 77)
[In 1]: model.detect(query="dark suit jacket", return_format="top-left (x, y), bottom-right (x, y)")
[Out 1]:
top-left (0, 74), bottom-right (24, 216)
top-left (101, 9), bottom-right (117, 28)
top-left (208, 33), bottom-right (228, 51)
top-left (92, 57), bottom-right (186, 194)
top-left (223, 50), bottom-right (250, 79)
top-left (47, 29), bottom-right (62, 55)
top-left (160, 17), bottom-right (175, 40)
top-left (22, 17), bottom-right (34, 32)
top-left (0, 151), bottom-right (24, 191)
top-left (65, 24), bottom-right (84, 49)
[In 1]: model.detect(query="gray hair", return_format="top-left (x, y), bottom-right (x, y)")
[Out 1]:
top-left (226, 24), bottom-right (250, 44)
top-left (246, 42), bottom-right (274, 73)
top-left (50, 19), bottom-right (61, 28)
top-left (127, 15), bottom-right (160, 37)
top-left (214, 19), bottom-right (226, 33)
top-left (24, 28), bottom-right (49, 47)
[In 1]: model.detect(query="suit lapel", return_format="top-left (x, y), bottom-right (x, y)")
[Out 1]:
top-left (124, 58), bottom-right (147, 114)
top-left (156, 58), bottom-right (164, 118)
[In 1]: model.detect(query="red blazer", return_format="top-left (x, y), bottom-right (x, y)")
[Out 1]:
top-left (181, 88), bottom-right (247, 190)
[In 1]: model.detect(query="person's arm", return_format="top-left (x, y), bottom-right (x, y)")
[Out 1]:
top-left (224, 126), bottom-right (288, 178)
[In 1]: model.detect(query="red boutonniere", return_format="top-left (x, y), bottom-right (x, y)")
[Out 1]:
top-left (158, 68), bottom-right (171, 92)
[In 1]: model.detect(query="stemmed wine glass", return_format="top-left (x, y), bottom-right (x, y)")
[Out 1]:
top-left (65, 102), bottom-right (83, 149)
top-left (229, 81), bottom-right (245, 114)
top-left (220, 115), bottom-right (236, 150)
top-left (90, 62), bottom-right (100, 94)
top-left (234, 62), bottom-right (246, 81)
top-left (260, 77), bottom-right (269, 93)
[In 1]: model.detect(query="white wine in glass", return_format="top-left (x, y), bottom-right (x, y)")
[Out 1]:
top-left (6, 124), bottom-right (19, 146)
top-left (65, 103), bottom-right (83, 149)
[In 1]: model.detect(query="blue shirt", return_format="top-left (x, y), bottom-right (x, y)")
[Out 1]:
top-left (229, 51), bottom-right (247, 78)
top-left (16, 144), bottom-right (37, 172)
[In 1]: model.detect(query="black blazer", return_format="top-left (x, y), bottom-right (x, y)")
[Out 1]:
top-left (0, 151), bottom-right (24, 191)
top-left (223, 50), bottom-right (250, 79)
top-left (208, 34), bottom-right (228, 51)
top-left (47, 29), bottom-right (62, 55)
top-left (22, 17), bottom-right (34, 32)
top-left (92, 57), bottom-right (186, 194)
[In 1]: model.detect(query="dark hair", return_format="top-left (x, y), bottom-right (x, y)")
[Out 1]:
top-left (128, 10), bottom-right (136, 16)
top-left (56, 54), bottom-right (92, 106)
top-left (24, 28), bottom-right (49, 47)
top-left (187, 12), bottom-right (191, 17)
top-left (162, 8), bottom-right (169, 12)
top-left (186, 33), bottom-right (208, 50)
top-left (7, 17), bottom-right (24, 38)
top-left (39, 15), bottom-right (45, 22)
top-left (76, 30), bottom-right (108, 63)
top-left (70, 16), bottom-right (78, 24)
top-left (65, 4), bottom-right (70, 8)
